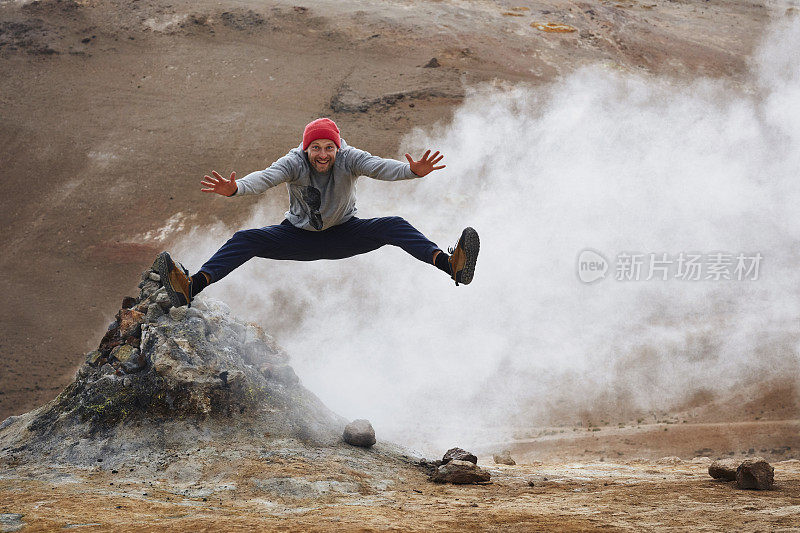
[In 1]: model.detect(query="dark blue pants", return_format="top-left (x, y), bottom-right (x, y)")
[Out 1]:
top-left (199, 216), bottom-right (441, 282)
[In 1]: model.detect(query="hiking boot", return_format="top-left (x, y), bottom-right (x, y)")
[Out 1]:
top-left (447, 227), bottom-right (480, 286)
top-left (155, 251), bottom-right (192, 307)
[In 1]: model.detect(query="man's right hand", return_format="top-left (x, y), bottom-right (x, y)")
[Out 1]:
top-left (200, 170), bottom-right (238, 197)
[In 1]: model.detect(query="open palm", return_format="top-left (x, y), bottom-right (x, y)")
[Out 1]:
top-left (201, 170), bottom-right (237, 196)
top-left (405, 150), bottom-right (445, 177)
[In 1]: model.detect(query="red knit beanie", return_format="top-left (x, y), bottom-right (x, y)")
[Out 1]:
top-left (302, 118), bottom-right (341, 150)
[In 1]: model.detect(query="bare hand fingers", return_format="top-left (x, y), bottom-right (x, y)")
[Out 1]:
top-left (432, 155), bottom-right (444, 164)
top-left (405, 153), bottom-right (414, 164)
top-left (432, 164), bottom-right (446, 170)
top-left (201, 188), bottom-right (215, 193)
top-left (200, 181), bottom-right (217, 188)
top-left (422, 149), bottom-right (431, 160)
top-left (427, 151), bottom-right (440, 161)
top-left (229, 171), bottom-right (236, 181)
top-left (211, 170), bottom-right (227, 181)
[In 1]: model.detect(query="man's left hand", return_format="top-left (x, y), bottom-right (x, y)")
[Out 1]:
top-left (406, 150), bottom-right (445, 177)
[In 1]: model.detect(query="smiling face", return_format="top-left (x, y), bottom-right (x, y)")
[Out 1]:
top-left (306, 139), bottom-right (338, 173)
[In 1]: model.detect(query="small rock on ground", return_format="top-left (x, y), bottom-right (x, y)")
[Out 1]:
top-left (493, 450), bottom-right (516, 465)
top-left (343, 419), bottom-right (376, 448)
top-left (709, 458), bottom-right (739, 481)
top-left (736, 457), bottom-right (774, 490)
top-left (430, 460), bottom-right (491, 484)
top-left (443, 447), bottom-right (477, 465)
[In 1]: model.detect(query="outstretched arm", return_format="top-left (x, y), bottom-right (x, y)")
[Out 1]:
top-left (348, 147), bottom-right (446, 181)
top-left (201, 170), bottom-right (238, 196)
top-left (201, 152), bottom-right (300, 197)
top-left (405, 150), bottom-right (445, 177)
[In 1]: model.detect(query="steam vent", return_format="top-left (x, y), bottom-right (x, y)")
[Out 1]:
top-left (0, 261), bottom-right (419, 503)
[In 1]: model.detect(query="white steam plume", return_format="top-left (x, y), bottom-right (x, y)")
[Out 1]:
top-left (176, 18), bottom-right (800, 454)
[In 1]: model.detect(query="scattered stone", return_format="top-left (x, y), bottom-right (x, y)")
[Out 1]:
top-left (121, 296), bottom-right (138, 309)
top-left (100, 363), bottom-right (115, 375)
top-left (527, 479), bottom-right (535, 487)
top-left (656, 456), bottom-right (682, 465)
top-left (169, 306), bottom-right (187, 321)
top-left (736, 457), bottom-right (774, 490)
top-left (343, 419), bottom-right (376, 448)
top-left (145, 303), bottom-right (164, 323)
top-left (709, 458), bottom-right (739, 481)
top-left (493, 450), bottom-right (516, 465)
top-left (690, 456), bottom-right (711, 464)
top-left (148, 272), bottom-right (161, 282)
top-left (430, 460), bottom-right (491, 484)
top-left (423, 57), bottom-right (440, 68)
top-left (443, 447), bottom-right (477, 465)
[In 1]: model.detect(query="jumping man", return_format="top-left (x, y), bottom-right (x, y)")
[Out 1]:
top-left (157, 118), bottom-right (479, 307)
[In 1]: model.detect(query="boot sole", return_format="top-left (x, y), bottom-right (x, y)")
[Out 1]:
top-left (155, 251), bottom-right (190, 308)
top-left (458, 227), bottom-right (480, 285)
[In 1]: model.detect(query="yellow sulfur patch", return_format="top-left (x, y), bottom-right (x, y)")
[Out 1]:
top-left (531, 21), bottom-right (577, 33)
top-left (503, 12), bottom-right (526, 16)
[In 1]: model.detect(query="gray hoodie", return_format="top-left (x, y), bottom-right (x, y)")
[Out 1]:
top-left (233, 138), bottom-right (418, 231)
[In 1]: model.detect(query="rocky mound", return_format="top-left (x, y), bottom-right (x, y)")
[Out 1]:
top-left (0, 260), bottom-right (360, 470)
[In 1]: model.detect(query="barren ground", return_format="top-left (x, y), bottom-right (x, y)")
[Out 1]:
top-left (2, 426), bottom-right (799, 531)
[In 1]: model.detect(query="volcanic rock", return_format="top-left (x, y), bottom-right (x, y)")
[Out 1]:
top-left (109, 345), bottom-right (145, 374)
top-left (443, 447), bottom-right (477, 465)
top-left (709, 458), bottom-right (739, 481)
top-left (493, 450), bottom-right (516, 465)
top-left (430, 459), bottom-right (491, 484)
top-left (154, 291), bottom-right (172, 310)
top-left (117, 309), bottom-right (144, 339)
top-left (145, 303), bottom-right (164, 322)
top-left (736, 457), bottom-right (774, 490)
top-left (85, 350), bottom-right (103, 366)
top-left (343, 419), bottom-right (376, 448)
top-left (0, 262), bottom-right (350, 469)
